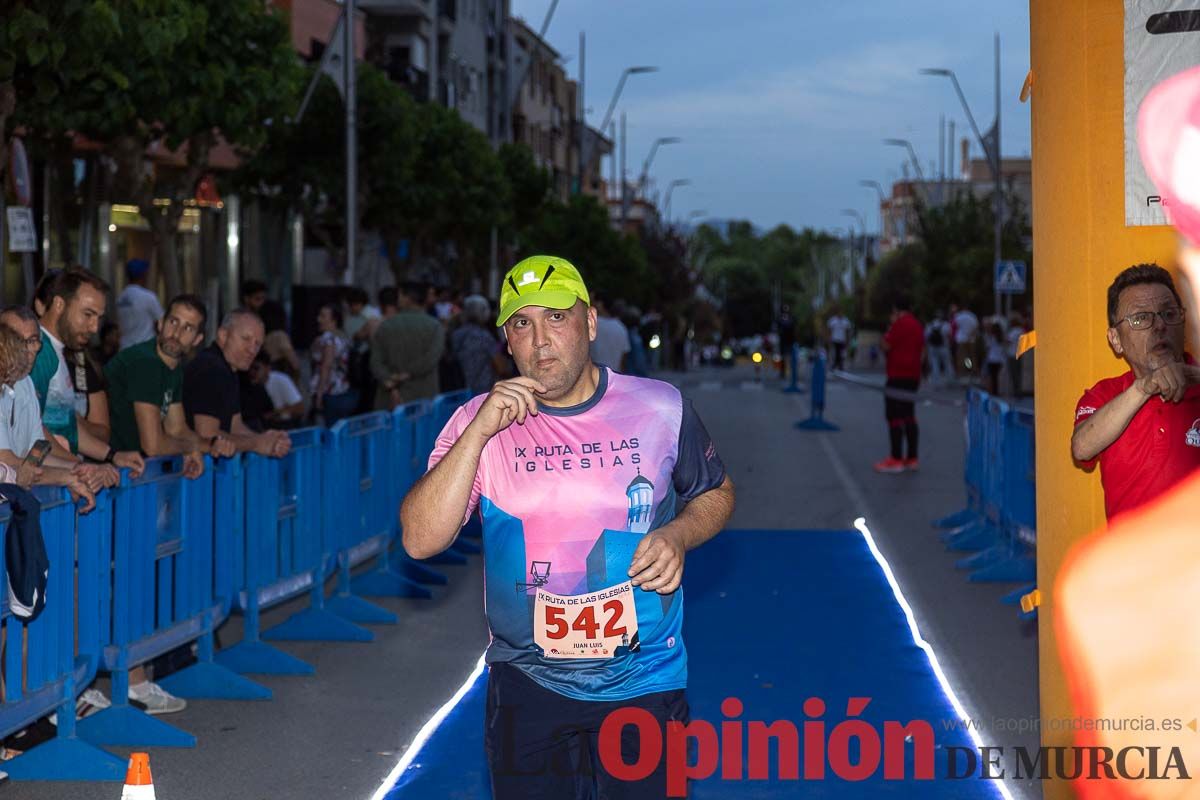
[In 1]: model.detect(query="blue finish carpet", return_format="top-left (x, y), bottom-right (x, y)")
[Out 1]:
top-left (382, 529), bottom-right (1001, 799)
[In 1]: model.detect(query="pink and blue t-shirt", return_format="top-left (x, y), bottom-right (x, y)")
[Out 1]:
top-left (428, 367), bottom-right (725, 701)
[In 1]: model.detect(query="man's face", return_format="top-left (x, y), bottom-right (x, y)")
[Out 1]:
top-left (348, 301), bottom-right (365, 316)
top-left (1, 315), bottom-right (41, 378)
top-left (244, 291), bottom-right (266, 312)
top-left (504, 301), bottom-right (596, 401)
top-left (56, 284), bottom-right (106, 350)
top-left (1107, 283), bottom-right (1187, 374)
top-left (217, 316), bottom-right (265, 372)
top-left (157, 305), bottom-right (205, 361)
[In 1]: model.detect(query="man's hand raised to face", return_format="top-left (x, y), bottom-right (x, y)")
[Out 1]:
top-left (1135, 361), bottom-right (1199, 403)
top-left (465, 377), bottom-right (548, 441)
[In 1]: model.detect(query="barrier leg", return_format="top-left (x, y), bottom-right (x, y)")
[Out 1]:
top-left (940, 521), bottom-right (998, 551)
top-left (264, 568), bottom-right (375, 642)
top-left (76, 664), bottom-right (196, 748)
top-left (216, 592), bottom-right (315, 675)
top-left (4, 675), bottom-right (128, 781)
top-left (157, 631), bottom-right (271, 700)
top-left (352, 551), bottom-right (433, 599)
top-left (969, 554), bottom-right (1036, 583)
top-left (391, 553), bottom-right (450, 586)
top-left (326, 555), bottom-right (398, 625)
top-left (954, 542), bottom-right (1009, 571)
top-left (933, 508), bottom-right (977, 529)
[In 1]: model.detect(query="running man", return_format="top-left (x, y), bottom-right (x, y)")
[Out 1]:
top-left (401, 255), bottom-right (735, 799)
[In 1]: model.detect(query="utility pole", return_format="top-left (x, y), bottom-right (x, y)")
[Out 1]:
top-left (993, 33), bottom-right (1003, 321)
top-left (577, 31), bottom-right (585, 194)
top-left (620, 112), bottom-right (628, 226)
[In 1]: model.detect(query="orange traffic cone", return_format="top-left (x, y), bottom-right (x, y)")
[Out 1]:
top-left (121, 753), bottom-right (156, 800)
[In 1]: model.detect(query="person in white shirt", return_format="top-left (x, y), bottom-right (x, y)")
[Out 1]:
top-left (588, 296), bottom-right (630, 372)
top-left (827, 313), bottom-right (852, 371)
top-left (950, 304), bottom-right (980, 378)
top-left (248, 352), bottom-right (305, 427)
top-left (115, 259), bottom-right (163, 350)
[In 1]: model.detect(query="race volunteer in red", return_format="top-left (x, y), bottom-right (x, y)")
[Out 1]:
top-left (401, 255), bottom-right (735, 800)
top-left (1071, 264), bottom-right (1200, 520)
top-left (874, 295), bottom-right (924, 473)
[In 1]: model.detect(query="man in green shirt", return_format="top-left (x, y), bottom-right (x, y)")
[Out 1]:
top-left (370, 281), bottom-right (444, 409)
top-left (29, 267), bottom-right (143, 475)
top-left (105, 294), bottom-right (235, 479)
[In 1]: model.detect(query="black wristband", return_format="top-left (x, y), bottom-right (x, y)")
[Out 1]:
top-left (103, 446), bottom-right (115, 464)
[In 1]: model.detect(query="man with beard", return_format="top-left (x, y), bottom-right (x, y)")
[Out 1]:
top-left (104, 294), bottom-right (235, 481)
top-left (402, 256), bottom-right (735, 799)
top-left (183, 309), bottom-right (290, 457)
top-left (1071, 263), bottom-right (1200, 519)
top-left (30, 267), bottom-right (144, 475)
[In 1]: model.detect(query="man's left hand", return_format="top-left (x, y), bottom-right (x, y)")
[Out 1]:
top-left (628, 529), bottom-right (685, 594)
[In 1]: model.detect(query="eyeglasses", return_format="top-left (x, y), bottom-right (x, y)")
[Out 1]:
top-left (1117, 307), bottom-right (1186, 329)
top-left (20, 336), bottom-right (39, 349)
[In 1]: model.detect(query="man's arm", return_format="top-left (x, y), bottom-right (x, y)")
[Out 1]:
top-left (401, 324), bottom-right (445, 381)
top-left (627, 476), bottom-right (735, 593)
top-left (194, 412), bottom-right (287, 457)
top-left (137, 402), bottom-right (203, 457)
top-left (1072, 364), bottom-right (1200, 462)
top-left (80, 393), bottom-right (111, 444)
top-left (400, 428), bottom-right (486, 559)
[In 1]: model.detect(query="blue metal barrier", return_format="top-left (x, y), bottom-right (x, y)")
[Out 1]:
top-left (216, 428), bottom-right (339, 667)
top-left (934, 388), bottom-right (987, 529)
top-left (389, 403), bottom-right (449, 587)
top-left (258, 428), bottom-right (376, 643)
top-left (320, 413), bottom-right (403, 624)
top-left (1, 489), bottom-right (126, 781)
top-left (77, 457), bottom-right (267, 749)
top-left (966, 408), bottom-right (1036, 583)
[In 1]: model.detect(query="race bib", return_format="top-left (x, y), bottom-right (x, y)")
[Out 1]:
top-left (534, 582), bottom-right (639, 660)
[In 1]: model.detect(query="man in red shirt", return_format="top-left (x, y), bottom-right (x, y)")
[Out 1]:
top-left (1072, 263), bottom-right (1200, 520)
top-left (875, 296), bottom-right (924, 473)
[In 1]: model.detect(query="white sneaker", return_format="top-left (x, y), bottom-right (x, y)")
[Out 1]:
top-left (49, 688), bottom-right (111, 726)
top-left (128, 681), bottom-right (187, 715)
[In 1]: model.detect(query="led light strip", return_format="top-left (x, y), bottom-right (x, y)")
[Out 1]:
top-left (367, 653), bottom-right (488, 800)
top-left (853, 517), bottom-right (1015, 800)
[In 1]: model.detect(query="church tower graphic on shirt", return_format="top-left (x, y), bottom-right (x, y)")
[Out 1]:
top-left (626, 469), bottom-right (653, 533)
top-left (584, 470), bottom-right (669, 638)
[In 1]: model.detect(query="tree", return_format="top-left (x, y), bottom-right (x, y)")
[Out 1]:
top-left (6, 1), bottom-right (300, 296)
top-left (519, 194), bottom-right (647, 305)
top-left (498, 142), bottom-right (551, 243)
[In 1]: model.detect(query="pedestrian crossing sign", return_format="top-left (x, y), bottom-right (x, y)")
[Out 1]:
top-left (995, 260), bottom-right (1026, 294)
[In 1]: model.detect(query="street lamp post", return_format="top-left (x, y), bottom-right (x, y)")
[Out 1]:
top-left (663, 179), bottom-right (690, 225)
top-left (638, 136), bottom-right (681, 199)
top-left (581, 66), bottom-right (658, 182)
top-left (883, 138), bottom-right (925, 183)
top-left (921, 33), bottom-right (1003, 318)
top-left (859, 179), bottom-right (886, 244)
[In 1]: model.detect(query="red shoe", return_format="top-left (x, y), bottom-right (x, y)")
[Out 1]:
top-left (904, 458), bottom-right (920, 471)
top-left (873, 457), bottom-right (906, 474)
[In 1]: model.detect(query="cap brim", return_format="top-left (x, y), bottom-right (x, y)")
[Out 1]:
top-left (495, 290), bottom-right (581, 326)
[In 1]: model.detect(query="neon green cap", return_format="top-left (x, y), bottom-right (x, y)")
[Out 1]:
top-left (495, 255), bottom-right (591, 326)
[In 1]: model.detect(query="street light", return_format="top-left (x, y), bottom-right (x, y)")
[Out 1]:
top-left (583, 66), bottom-right (658, 175)
top-left (883, 138), bottom-right (925, 183)
top-left (860, 179), bottom-right (886, 241)
top-left (638, 136), bottom-right (682, 198)
top-left (663, 179), bottom-right (690, 224)
top-left (921, 34), bottom-right (1003, 317)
